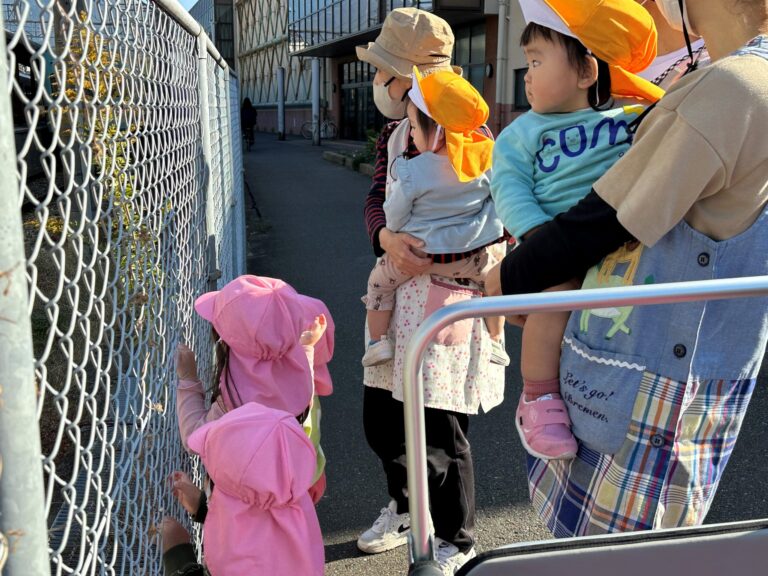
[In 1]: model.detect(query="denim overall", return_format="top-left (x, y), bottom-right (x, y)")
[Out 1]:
top-left (563, 209), bottom-right (768, 456)
top-left (528, 37), bottom-right (768, 537)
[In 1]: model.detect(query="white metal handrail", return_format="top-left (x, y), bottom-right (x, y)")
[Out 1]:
top-left (402, 275), bottom-right (768, 565)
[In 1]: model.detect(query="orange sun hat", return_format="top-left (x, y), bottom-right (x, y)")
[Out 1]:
top-left (408, 67), bottom-right (493, 182)
top-left (519, 0), bottom-right (665, 103)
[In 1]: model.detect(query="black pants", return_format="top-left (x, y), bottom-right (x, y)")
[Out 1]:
top-left (162, 543), bottom-right (206, 576)
top-left (363, 385), bottom-right (475, 553)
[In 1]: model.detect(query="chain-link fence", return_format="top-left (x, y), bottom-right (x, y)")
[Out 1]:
top-left (0, 0), bottom-right (245, 574)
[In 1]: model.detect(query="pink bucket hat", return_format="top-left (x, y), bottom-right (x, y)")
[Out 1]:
top-left (188, 402), bottom-right (324, 576)
top-left (194, 275), bottom-right (313, 416)
top-left (207, 275), bottom-right (336, 397)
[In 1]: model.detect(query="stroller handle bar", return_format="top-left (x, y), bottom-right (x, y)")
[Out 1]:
top-left (402, 275), bottom-right (768, 565)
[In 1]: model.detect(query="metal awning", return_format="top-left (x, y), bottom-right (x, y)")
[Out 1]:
top-left (290, 8), bottom-right (484, 59)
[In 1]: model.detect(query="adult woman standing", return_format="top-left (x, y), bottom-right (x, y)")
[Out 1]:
top-left (355, 8), bottom-right (506, 573)
top-left (488, 0), bottom-right (768, 536)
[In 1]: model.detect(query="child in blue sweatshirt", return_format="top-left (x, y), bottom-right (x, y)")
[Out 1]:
top-left (491, 0), bottom-right (662, 460)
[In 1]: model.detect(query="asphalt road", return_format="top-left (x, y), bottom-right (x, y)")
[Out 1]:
top-left (242, 131), bottom-right (768, 576)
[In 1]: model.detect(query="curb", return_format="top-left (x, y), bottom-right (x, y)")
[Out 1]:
top-left (321, 151), bottom-right (375, 178)
top-left (359, 163), bottom-right (375, 177)
top-left (322, 151), bottom-right (346, 166)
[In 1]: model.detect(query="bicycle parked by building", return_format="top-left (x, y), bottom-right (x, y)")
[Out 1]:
top-left (301, 116), bottom-right (337, 140)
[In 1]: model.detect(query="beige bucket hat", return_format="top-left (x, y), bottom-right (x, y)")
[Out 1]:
top-left (356, 8), bottom-right (462, 80)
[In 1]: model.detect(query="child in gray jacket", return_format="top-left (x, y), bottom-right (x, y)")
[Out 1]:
top-left (362, 68), bottom-right (506, 367)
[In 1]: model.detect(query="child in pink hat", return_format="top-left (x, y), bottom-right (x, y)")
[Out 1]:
top-left (175, 275), bottom-right (333, 501)
top-left (162, 402), bottom-right (324, 576)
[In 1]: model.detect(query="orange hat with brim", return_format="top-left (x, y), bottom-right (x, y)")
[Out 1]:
top-left (409, 67), bottom-right (493, 182)
top-left (519, 0), bottom-right (665, 103)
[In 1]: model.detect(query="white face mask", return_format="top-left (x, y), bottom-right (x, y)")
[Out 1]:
top-left (655, 0), bottom-right (694, 33)
top-left (373, 79), bottom-right (407, 119)
top-left (430, 125), bottom-right (443, 152)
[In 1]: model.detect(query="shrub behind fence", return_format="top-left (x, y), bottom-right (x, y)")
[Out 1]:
top-left (0, 1), bottom-right (245, 574)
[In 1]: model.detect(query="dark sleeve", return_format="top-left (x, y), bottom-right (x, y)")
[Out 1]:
top-left (499, 190), bottom-right (634, 295)
top-left (364, 123), bottom-right (396, 256)
top-left (191, 491), bottom-right (208, 524)
top-left (364, 121), bottom-right (421, 257)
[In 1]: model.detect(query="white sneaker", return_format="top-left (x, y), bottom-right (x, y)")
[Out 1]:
top-left (490, 339), bottom-right (510, 366)
top-left (435, 538), bottom-right (477, 575)
top-left (362, 336), bottom-right (394, 367)
top-left (356, 500), bottom-right (410, 554)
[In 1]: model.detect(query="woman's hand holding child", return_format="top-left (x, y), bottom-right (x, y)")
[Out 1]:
top-left (379, 228), bottom-right (432, 276)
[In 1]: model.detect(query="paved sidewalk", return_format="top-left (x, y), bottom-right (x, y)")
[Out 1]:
top-left (241, 131), bottom-right (768, 575)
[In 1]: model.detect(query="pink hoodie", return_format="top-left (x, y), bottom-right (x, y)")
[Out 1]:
top-left (177, 276), bottom-right (334, 448)
top-left (194, 276), bottom-right (313, 415)
top-left (188, 402), bottom-right (324, 576)
top-left (240, 276), bottom-right (335, 397)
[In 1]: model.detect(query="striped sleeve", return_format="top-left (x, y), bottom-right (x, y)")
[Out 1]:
top-left (364, 121), bottom-right (419, 256)
top-left (364, 122), bottom-right (396, 256)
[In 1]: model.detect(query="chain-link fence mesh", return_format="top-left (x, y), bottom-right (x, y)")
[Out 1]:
top-left (1, 0), bottom-right (245, 573)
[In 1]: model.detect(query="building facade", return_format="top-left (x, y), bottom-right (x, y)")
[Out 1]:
top-left (236, 0), bottom-right (532, 139)
top-left (190, 0), bottom-right (236, 68)
top-left (235, 0), bottom-right (321, 134)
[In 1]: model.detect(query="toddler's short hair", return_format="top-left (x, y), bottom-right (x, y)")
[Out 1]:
top-left (520, 22), bottom-right (611, 109)
top-left (407, 97), bottom-right (438, 140)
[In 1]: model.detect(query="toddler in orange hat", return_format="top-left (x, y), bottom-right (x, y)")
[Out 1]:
top-left (490, 0), bottom-right (662, 461)
top-left (361, 68), bottom-right (508, 368)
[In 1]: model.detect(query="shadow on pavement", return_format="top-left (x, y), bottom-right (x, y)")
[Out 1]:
top-left (324, 539), bottom-right (366, 563)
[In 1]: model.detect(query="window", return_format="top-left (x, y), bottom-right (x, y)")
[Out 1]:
top-left (453, 24), bottom-right (485, 94)
top-left (288, 0), bottom-right (383, 52)
top-left (514, 68), bottom-right (531, 111)
top-left (435, 0), bottom-right (480, 8)
top-left (340, 60), bottom-right (383, 140)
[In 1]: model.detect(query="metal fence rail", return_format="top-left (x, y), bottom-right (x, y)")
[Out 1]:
top-left (0, 0), bottom-right (246, 574)
top-left (402, 276), bottom-right (768, 567)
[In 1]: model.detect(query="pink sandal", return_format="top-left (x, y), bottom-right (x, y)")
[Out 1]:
top-left (515, 393), bottom-right (578, 460)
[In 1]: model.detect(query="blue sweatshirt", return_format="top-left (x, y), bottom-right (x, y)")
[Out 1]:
top-left (491, 106), bottom-right (642, 240)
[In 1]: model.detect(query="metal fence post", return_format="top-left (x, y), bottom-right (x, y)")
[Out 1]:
top-left (197, 34), bottom-right (220, 291)
top-left (224, 70), bottom-right (234, 279)
top-left (216, 66), bottom-right (240, 280)
top-left (229, 72), bottom-right (246, 276)
top-left (0, 12), bottom-right (51, 576)
top-left (311, 58), bottom-right (320, 145)
top-left (277, 66), bottom-right (286, 140)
